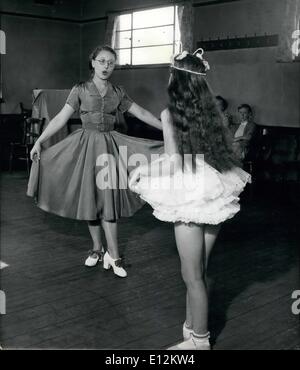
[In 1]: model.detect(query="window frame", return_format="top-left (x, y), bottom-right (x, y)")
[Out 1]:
top-left (114, 5), bottom-right (180, 69)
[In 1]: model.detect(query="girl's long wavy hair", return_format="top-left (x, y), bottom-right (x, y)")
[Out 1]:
top-left (168, 53), bottom-right (240, 172)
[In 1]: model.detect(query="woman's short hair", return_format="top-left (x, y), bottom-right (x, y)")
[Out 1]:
top-left (238, 104), bottom-right (252, 114)
top-left (215, 96), bottom-right (228, 110)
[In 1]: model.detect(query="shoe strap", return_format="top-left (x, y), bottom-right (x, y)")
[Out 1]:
top-left (114, 257), bottom-right (125, 267)
top-left (88, 249), bottom-right (104, 258)
top-left (106, 253), bottom-right (130, 268)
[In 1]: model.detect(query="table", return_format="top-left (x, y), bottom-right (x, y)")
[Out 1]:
top-left (32, 89), bottom-right (79, 147)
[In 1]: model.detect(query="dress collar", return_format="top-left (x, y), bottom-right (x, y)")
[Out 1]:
top-left (87, 79), bottom-right (112, 97)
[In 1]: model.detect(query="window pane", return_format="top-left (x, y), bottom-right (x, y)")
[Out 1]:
top-left (116, 49), bottom-right (131, 65)
top-left (132, 45), bottom-right (173, 65)
top-left (115, 31), bottom-right (131, 49)
top-left (133, 6), bottom-right (174, 29)
top-left (133, 26), bottom-right (174, 47)
top-left (117, 14), bottom-right (132, 31)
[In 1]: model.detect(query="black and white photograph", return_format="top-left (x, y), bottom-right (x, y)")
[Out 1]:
top-left (0, 0), bottom-right (299, 353)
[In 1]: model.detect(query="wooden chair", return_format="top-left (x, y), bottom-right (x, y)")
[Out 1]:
top-left (266, 130), bottom-right (300, 190)
top-left (19, 102), bottom-right (32, 120)
top-left (9, 117), bottom-right (45, 175)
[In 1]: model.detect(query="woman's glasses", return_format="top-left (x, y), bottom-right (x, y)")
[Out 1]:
top-left (95, 59), bottom-right (115, 68)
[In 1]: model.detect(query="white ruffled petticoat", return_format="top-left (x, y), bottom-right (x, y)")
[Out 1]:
top-left (129, 154), bottom-right (251, 225)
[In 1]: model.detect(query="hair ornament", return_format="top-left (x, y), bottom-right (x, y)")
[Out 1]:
top-left (193, 48), bottom-right (204, 59)
top-left (193, 48), bottom-right (210, 71)
top-left (170, 47), bottom-right (210, 76)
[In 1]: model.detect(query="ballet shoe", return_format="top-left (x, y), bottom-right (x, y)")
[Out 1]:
top-left (84, 247), bottom-right (104, 267)
top-left (168, 332), bottom-right (211, 350)
top-left (183, 322), bottom-right (193, 340)
top-left (103, 251), bottom-right (127, 278)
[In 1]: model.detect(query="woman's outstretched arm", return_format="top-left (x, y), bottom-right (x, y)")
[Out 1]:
top-left (30, 104), bottom-right (74, 161)
top-left (128, 102), bottom-right (162, 131)
top-left (37, 104), bottom-right (75, 144)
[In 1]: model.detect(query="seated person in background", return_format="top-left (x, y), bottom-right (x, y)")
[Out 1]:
top-left (215, 95), bottom-right (234, 128)
top-left (231, 104), bottom-right (257, 160)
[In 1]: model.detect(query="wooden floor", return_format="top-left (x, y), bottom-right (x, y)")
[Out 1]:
top-left (0, 172), bottom-right (299, 350)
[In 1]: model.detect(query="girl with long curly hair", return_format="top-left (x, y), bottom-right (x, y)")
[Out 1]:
top-left (130, 49), bottom-right (250, 350)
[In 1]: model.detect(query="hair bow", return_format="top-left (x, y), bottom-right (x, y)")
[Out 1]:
top-left (193, 48), bottom-right (210, 71)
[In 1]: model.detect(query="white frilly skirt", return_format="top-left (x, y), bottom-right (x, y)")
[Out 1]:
top-left (129, 154), bottom-right (251, 225)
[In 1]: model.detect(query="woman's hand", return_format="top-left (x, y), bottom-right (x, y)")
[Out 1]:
top-left (30, 141), bottom-right (42, 162)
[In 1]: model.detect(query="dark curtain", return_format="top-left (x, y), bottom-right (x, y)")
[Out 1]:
top-left (178, 1), bottom-right (194, 52)
top-left (104, 12), bottom-right (118, 47)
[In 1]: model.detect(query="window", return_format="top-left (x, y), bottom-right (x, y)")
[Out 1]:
top-left (0, 30), bottom-right (6, 55)
top-left (292, 29), bottom-right (300, 61)
top-left (114, 6), bottom-right (181, 66)
top-left (0, 30), bottom-right (6, 103)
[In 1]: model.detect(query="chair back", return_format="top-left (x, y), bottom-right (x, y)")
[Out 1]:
top-left (246, 126), bottom-right (272, 163)
top-left (24, 118), bottom-right (45, 145)
top-left (19, 102), bottom-right (32, 120)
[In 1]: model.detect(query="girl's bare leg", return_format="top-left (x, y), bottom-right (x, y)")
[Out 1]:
top-left (185, 292), bottom-right (192, 329)
top-left (185, 224), bottom-right (221, 329)
top-left (174, 222), bottom-right (208, 335)
top-left (204, 224), bottom-right (221, 269)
